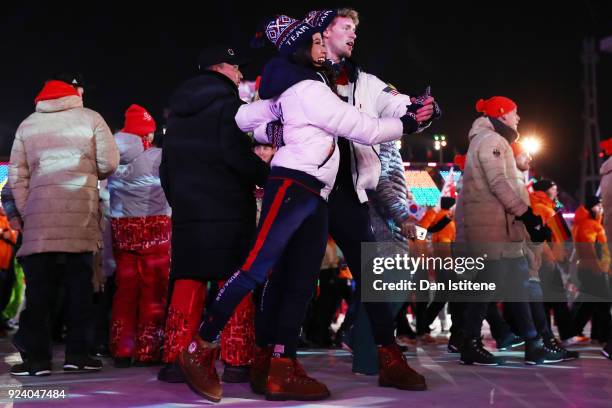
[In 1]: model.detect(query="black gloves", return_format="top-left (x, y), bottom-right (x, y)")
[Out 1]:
top-left (518, 207), bottom-right (550, 242)
top-left (400, 112), bottom-right (419, 135)
top-left (401, 86), bottom-right (442, 135)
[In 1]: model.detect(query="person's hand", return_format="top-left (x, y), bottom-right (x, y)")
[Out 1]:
top-left (2, 229), bottom-right (12, 240)
top-left (415, 96), bottom-right (435, 123)
top-left (401, 219), bottom-right (417, 240)
top-left (518, 207), bottom-right (547, 242)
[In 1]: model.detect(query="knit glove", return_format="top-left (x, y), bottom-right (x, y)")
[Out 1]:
top-left (266, 120), bottom-right (284, 148)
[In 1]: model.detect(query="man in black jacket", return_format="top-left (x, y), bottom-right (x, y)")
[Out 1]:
top-left (158, 45), bottom-right (269, 381)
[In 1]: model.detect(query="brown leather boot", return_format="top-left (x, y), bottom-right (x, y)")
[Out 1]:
top-left (378, 343), bottom-right (427, 391)
top-left (178, 334), bottom-right (222, 402)
top-left (266, 357), bottom-right (330, 401)
top-left (249, 345), bottom-right (273, 395)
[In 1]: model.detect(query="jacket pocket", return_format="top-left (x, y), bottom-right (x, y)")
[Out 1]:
top-left (318, 140), bottom-right (336, 169)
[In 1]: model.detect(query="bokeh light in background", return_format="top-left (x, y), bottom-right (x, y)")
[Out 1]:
top-left (521, 136), bottom-right (542, 155)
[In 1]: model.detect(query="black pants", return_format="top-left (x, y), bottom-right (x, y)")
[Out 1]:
top-left (0, 267), bottom-right (15, 314)
top-left (528, 280), bottom-right (553, 339)
top-left (487, 303), bottom-right (513, 343)
top-left (328, 184), bottom-right (394, 346)
top-left (395, 302), bottom-right (416, 338)
top-left (423, 267), bottom-right (456, 331)
top-left (540, 261), bottom-right (574, 340)
top-left (411, 267), bottom-right (431, 335)
top-left (449, 302), bottom-right (465, 336)
top-left (572, 268), bottom-right (612, 341)
top-left (17, 252), bottom-right (94, 362)
top-left (463, 258), bottom-right (538, 340)
top-left (305, 267), bottom-right (352, 344)
top-left (91, 273), bottom-right (116, 349)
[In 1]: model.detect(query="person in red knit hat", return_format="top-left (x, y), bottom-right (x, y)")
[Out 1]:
top-left (9, 76), bottom-right (119, 376)
top-left (456, 94), bottom-right (564, 366)
top-left (122, 104), bottom-right (157, 149)
top-left (107, 104), bottom-right (171, 367)
top-left (475, 96), bottom-right (517, 118)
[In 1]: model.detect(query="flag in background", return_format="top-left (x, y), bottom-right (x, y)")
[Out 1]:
top-left (549, 211), bottom-right (572, 242)
top-left (407, 198), bottom-right (426, 221)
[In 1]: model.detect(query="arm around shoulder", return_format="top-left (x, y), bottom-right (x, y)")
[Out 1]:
top-left (299, 81), bottom-right (403, 145)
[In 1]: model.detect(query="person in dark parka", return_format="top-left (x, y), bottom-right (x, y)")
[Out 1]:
top-left (158, 45), bottom-right (269, 380)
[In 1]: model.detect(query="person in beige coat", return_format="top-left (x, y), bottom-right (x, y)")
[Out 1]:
top-left (8, 77), bottom-right (119, 376)
top-left (457, 96), bottom-right (555, 366)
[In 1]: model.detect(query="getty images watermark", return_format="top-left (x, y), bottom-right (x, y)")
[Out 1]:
top-left (371, 252), bottom-right (492, 292)
top-left (361, 242), bottom-right (612, 303)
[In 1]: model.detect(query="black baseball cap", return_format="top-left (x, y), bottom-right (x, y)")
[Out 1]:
top-left (197, 45), bottom-right (249, 71)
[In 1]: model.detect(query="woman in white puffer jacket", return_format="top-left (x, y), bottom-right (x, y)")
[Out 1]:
top-left (179, 16), bottom-right (421, 402)
top-left (235, 54), bottom-right (416, 200)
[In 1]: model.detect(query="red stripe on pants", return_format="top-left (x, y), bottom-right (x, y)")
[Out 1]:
top-left (242, 179), bottom-right (292, 271)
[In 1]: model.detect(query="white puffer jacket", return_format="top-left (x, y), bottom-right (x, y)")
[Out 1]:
top-left (235, 79), bottom-right (404, 199)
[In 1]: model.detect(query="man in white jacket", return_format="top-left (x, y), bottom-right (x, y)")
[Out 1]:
top-left (305, 8), bottom-right (438, 387)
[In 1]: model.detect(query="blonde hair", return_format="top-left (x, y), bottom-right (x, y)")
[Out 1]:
top-left (336, 8), bottom-right (359, 27)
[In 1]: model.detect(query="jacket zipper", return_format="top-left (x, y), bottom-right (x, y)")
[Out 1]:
top-left (505, 214), bottom-right (510, 236)
top-left (351, 142), bottom-right (360, 185)
top-left (349, 81), bottom-right (361, 185)
top-left (371, 146), bottom-right (381, 161)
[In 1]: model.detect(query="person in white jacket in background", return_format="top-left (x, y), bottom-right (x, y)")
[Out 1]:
top-left (177, 15), bottom-right (422, 403)
top-left (302, 8), bottom-right (440, 382)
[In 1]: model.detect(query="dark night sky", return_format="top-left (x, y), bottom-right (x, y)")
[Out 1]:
top-left (1, 0), bottom-right (611, 198)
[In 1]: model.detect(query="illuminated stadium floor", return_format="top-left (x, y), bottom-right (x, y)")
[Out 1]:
top-left (1, 333), bottom-right (611, 408)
